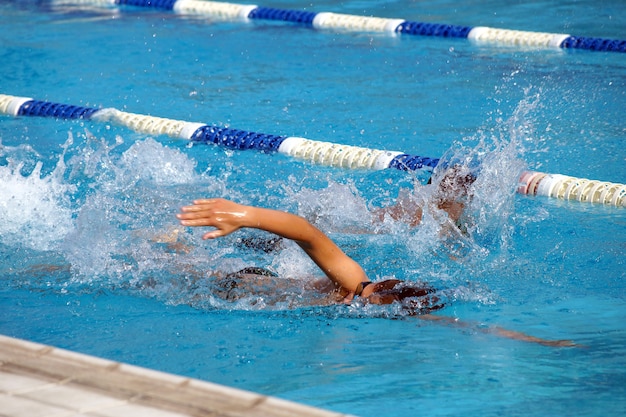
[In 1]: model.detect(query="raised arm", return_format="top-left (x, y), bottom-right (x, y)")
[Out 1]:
top-left (176, 198), bottom-right (369, 297)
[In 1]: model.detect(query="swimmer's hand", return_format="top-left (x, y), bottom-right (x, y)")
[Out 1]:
top-left (177, 198), bottom-right (251, 240)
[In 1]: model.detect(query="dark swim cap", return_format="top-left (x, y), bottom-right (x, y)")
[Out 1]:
top-left (228, 267), bottom-right (278, 278)
top-left (370, 280), bottom-right (445, 314)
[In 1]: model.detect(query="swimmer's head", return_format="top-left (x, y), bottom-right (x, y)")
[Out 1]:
top-left (428, 164), bottom-right (477, 201)
top-left (425, 165), bottom-right (477, 224)
top-left (364, 279), bottom-right (445, 314)
top-left (228, 267), bottom-right (278, 278)
top-left (211, 267), bottom-right (278, 301)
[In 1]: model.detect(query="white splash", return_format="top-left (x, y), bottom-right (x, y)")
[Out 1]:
top-left (0, 139), bottom-right (75, 252)
top-left (61, 135), bottom-right (206, 282)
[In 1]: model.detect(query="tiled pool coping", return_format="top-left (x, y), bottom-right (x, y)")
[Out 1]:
top-left (0, 334), bottom-right (354, 417)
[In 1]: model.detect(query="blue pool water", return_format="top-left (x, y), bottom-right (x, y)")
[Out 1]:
top-left (1, 1), bottom-right (625, 416)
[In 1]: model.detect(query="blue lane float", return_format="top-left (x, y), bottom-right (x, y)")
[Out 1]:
top-left (1, 94), bottom-right (624, 207)
top-left (0, 94), bottom-right (438, 172)
top-left (54, 0), bottom-right (626, 53)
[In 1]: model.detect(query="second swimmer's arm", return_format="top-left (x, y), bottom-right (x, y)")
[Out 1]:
top-left (177, 198), bottom-right (368, 296)
top-left (418, 314), bottom-right (577, 347)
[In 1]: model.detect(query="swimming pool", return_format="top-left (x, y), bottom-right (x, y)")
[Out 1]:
top-left (1, 0), bottom-right (625, 416)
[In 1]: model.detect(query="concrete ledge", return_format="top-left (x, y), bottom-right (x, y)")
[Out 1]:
top-left (0, 334), bottom-right (354, 417)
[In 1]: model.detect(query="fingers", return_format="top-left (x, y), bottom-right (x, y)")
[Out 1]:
top-left (193, 198), bottom-right (218, 205)
top-left (177, 217), bottom-right (213, 227)
top-left (177, 198), bottom-right (241, 239)
top-left (179, 200), bottom-right (217, 213)
top-left (202, 230), bottom-right (225, 240)
top-left (176, 201), bottom-right (217, 226)
top-left (176, 210), bottom-right (211, 223)
top-left (177, 198), bottom-right (221, 221)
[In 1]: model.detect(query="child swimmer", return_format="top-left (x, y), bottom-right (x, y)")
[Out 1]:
top-left (176, 197), bottom-right (576, 347)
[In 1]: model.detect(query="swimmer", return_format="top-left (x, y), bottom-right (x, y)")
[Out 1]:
top-left (374, 164), bottom-right (477, 228)
top-left (237, 165), bottom-right (478, 255)
top-left (176, 197), bottom-right (576, 347)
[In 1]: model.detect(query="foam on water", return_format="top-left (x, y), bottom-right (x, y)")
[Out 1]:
top-left (0, 139), bottom-right (75, 252)
top-left (59, 134), bottom-right (216, 286)
top-left (1, 132), bottom-right (221, 290)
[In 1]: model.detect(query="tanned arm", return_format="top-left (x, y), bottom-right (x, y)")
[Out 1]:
top-left (176, 198), bottom-right (369, 297)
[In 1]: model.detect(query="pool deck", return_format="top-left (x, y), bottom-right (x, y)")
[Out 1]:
top-left (0, 334), bottom-right (353, 417)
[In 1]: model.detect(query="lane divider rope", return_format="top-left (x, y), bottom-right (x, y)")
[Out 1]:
top-left (1, 94), bottom-right (623, 207)
top-left (52, 0), bottom-right (626, 53)
top-left (0, 93), bottom-right (435, 172)
top-left (517, 171), bottom-right (625, 207)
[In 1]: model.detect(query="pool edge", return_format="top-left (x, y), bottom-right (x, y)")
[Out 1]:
top-left (0, 334), bottom-right (354, 417)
